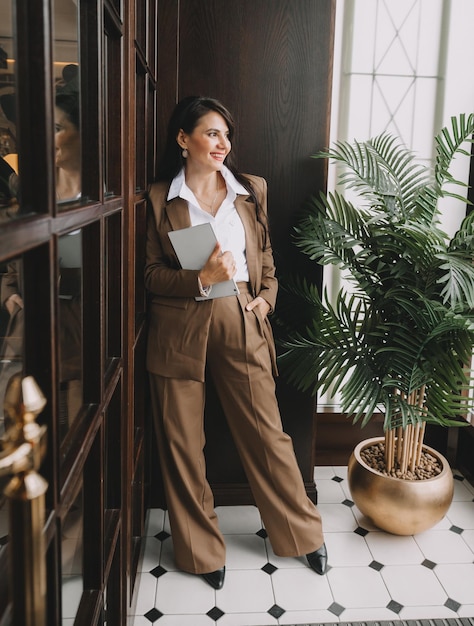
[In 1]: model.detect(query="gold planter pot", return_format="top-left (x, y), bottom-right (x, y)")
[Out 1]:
top-left (347, 437), bottom-right (454, 535)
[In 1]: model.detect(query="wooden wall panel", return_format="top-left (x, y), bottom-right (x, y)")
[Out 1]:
top-left (156, 0), bottom-right (179, 166)
top-left (177, 0), bottom-right (334, 258)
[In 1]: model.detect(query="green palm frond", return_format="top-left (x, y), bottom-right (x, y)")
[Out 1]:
top-left (295, 191), bottom-right (369, 270)
top-left (435, 113), bottom-right (474, 191)
top-left (315, 132), bottom-right (433, 221)
top-left (277, 114), bottom-right (474, 433)
top-left (436, 252), bottom-right (474, 309)
top-left (449, 210), bottom-right (474, 254)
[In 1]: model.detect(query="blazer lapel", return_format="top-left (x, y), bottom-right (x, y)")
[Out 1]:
top-left (165, 197), bottom-right (192, 231)
top-left (235, 194), bottom-right (258, 290)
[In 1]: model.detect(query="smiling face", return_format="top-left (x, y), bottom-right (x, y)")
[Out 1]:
top-left (54, 106), bottom-right (80, 171)
top-left (177, 111), bottom-right (231, 173)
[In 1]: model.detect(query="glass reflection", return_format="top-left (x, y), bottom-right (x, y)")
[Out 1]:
top-left (61, 490), bottom-right (83, 621)
top-left (0, 257), bottom-right (23, 436)
top-left (53, 0), bottom-right (80, 207)
top-left (58, 231), bottom-right (82, 439)
top-left (0, 257), bottom-right (23, 620)
top-left (0, 0), bottom-right (19, 221)
top-left (55, 91), bottom-right (81, 203)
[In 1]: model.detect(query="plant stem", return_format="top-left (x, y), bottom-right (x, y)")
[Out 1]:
top-left (385, 385), bottom-right (427, 474)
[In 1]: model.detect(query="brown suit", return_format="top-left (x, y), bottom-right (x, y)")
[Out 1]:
top-left (145, 175), bottom-right (277, 380)
top-left (145, 175), bottom-right (324, 575)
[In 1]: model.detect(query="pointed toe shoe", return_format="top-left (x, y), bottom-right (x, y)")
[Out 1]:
top-left (306, 542), bottom-right (328, 575)
top-left (201, 566), bottom-right (225, 589)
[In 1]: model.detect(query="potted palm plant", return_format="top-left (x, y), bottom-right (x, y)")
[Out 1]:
top-left (277, 114), bottom-right (474, 534)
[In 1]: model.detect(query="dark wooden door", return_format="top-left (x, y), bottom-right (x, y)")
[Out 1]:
top-left (0, 0), bottom-right (156, 623)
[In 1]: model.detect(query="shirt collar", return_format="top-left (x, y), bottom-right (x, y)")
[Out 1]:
top-left (220, 166), bottom-right (249, 196)
top-left (167, 165), bottom-right (249, 201)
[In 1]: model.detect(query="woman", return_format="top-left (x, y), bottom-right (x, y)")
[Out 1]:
top-left (145, 96), bottom-right (327, 590)
top-left (1, 91), bottom-right (82, 430)
top-left (54, 92), bottom-right (81, 202)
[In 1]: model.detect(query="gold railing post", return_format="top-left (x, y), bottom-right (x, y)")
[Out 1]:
top-left (1, 374), bottom-right (48, 626)
top-left (4, 471), bottom-right (48, 626)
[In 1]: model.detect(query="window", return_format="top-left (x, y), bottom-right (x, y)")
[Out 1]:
top-left (323, 0), bottom-right (474, 408)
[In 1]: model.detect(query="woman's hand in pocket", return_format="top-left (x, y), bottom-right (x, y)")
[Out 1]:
top-left (245, 296), bottom-right (270, 319)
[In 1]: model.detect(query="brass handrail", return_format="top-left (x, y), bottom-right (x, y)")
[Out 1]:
top-left (2, 373), bottom-right (47, 626)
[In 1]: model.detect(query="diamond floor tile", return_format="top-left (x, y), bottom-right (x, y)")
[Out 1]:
top-left (124, 467), bottom-right (474, 626)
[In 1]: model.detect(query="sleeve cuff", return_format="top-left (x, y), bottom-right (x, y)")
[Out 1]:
top-left (197, 276), bottom-right (212, 298)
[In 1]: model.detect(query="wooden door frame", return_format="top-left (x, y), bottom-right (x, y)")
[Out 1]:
top-left (0, 0), bottom-right (156, 622)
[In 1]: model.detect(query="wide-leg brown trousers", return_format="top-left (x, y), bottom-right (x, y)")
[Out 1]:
top-left (148, 285), bottom-right (324, 574)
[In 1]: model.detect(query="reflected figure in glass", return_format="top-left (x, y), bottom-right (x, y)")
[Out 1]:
top-left (55, 89), bottom-right (81, 203)
top-left (58, 230), bottom-right (83, 439)
top-left (61, 489), bottom-right (83, 618)
top-left (53, 0), bottom-right (81, 209)
top-left (0, 0), bottom-right (19, 221)
top-left (0, 258), bottom-right (23, 438)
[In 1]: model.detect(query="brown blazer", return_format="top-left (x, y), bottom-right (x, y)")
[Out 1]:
top-left (145, 174), bottom-right (278, 381)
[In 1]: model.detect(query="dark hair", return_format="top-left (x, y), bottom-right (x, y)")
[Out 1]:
top-left (62, 63), bottom-right (79, 84)
top-left (158, 95), bottom-right (269, 248)
top-left (55, 92), bottom-right (80, 130)
top-left (157, 96), bottom-right (236, 181)
top-left (0, 93), bottom-right (16, 124)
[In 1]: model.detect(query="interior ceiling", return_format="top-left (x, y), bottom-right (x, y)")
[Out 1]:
top-left (54, 0), bottom-right (79, 42)
top-left (0, 0), bottom-right (78, 44)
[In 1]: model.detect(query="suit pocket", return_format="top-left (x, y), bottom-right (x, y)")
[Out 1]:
top-left (250, 305), bottom-right (278, 377)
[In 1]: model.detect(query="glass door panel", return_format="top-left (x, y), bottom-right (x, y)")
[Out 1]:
top-left (105, 213), bottom-right (122, 369)
top-left (0, 256), bottom-right (24, 620)
top-left (0, 0), bottom-right (20, 221)
top-left (58, 230), bottom-right (83, 442)
top-left (61, 489), bottom-right (83, 623)
top-left (53, 0), bottom-right (81, 208)
top-left (103, 15), bottom-right (122, 197)
top-left (0, 256), bottom-right (23, 428)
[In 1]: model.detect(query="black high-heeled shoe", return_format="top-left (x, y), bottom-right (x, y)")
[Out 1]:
top-left (201, 566), bottom-right (225, 589)
top-left (306, 543), bottom-right (328, 575)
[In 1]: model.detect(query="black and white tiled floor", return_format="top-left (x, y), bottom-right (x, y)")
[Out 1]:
top-left (129, 466), bottom-right (474, 626)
